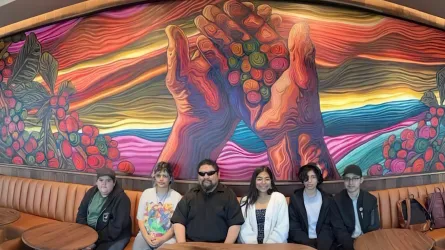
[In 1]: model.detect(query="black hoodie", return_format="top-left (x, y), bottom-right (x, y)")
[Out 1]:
top-left (76, 182), bottom-right (132, 249)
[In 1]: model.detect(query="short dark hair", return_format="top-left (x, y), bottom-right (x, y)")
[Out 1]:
top-left (197, 159), bottom-right (219, 172)
top-left (152, 161), bottom-right (174, 184)
top-left (298, 163), bottom-right (323, 185)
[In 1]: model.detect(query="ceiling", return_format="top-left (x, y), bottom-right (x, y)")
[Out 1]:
top-left (0, 0), bottom-right (443, 28)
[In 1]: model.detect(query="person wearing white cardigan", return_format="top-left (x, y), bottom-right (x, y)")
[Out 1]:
top-left (238, 166), bottom-right (289, 244)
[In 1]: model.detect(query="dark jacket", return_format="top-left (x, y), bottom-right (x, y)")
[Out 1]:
top-left (331, 189), bottom-right (380, 250)
top-left (76, 182), bottom-right (132, 250)
top-left (288, 188), bottom-right (334, 250)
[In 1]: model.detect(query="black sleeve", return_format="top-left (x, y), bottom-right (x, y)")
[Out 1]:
top-left (317, 201), bottom-right (334, 250)
top-left (367, 197), bottom-right (380, 232)
top-left (76, 188), bottom-right (94, 225)
top-left (287, 195), bottom-right (311, 245)
top-left (330, 201), bottom-right (354, 250)
top-left (97, 193), bottom-right (131, 242)
top-left (171, 195), bottom-right (189, 225)
top-left (226, 190), bottom-right (244, 226)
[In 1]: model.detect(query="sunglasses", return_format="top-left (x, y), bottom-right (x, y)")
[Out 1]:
top-left (198, 171), bottom-right (217, 177)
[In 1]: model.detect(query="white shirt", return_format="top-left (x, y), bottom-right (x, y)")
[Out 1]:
top-left (352, 198), bottom-right (363, 238)
top-left (303, 189), bottom-right (322, 239)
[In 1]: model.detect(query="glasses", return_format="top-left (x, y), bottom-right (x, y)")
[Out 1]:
top-left (344, 177), bottom-right (361, 182)
top-left (198, 171), bottom-right (217, 177)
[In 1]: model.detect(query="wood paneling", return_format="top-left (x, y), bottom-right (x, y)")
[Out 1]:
top-left (0, 0), bottom-right (444, 39)
top-left (1, 164), bottom-right (444, 196)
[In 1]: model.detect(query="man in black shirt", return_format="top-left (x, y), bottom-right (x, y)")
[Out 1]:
top-left (171, 159), bottom-right (244, 243)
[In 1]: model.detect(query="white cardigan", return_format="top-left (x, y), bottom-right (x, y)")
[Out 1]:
top-left (238, 192), bottom-right (289, 244)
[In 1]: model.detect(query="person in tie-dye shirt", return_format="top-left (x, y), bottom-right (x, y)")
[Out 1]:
top-left (133, 162), bottom-right (182, 250)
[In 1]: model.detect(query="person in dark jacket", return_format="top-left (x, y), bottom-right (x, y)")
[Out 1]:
top-left (331, 164), bottom-right (380, 250)
top-left (288, 163), bottom-right (334, 250)
top-left (76, 168), bottom-right (132, 250)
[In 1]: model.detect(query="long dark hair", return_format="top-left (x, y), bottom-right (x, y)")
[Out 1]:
top-left (241, 166), bottom-right (278, 213)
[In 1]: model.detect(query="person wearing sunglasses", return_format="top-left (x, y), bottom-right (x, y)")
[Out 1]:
top-left (171, 159), bottom-right (244, 243)
top-left (238, 166), bottom-right (289, 244)
top-left (288, 163), bottom-right (334, 250)
top-left (330, 164), bottom-right (380, 250)
top-left (133, 162), bottom-right (182, 250)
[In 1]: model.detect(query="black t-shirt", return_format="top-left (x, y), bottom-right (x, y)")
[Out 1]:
top-left (171, 183), bottom-right (244, 242)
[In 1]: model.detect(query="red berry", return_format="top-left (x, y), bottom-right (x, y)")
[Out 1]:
top-left (58, 96), bottom-right (66, 107)
top-left (72, 152), bottom-right (86, 171)
top-left (6, 98), bottom-right (16, 109)
top-left (24, 141), bottom-right (33, 153)
top-left (17, 136), bottom-right (24, 148)
top-left (47, 150), bottom-right (55, 159)
top-left (2, 68), bottom-right (12, 78)
top-left (65, 116), bottom-right (79, 133)
top-left (6, 147), bottom-right (14, 157)
top-left (4, 116), bottom-right (11, 125)
top-left (0, 60), bottom-right (4, 70)
top-left (56, 108), bottom-right (65, 120)
top-left (92, 126), bottom-right (99, 138)
top-left (29, 137), bottom-right (38, 150)
top-left (12, 156), bottom-right (24, 165)
top-left (117, 161), bottom-right (134, 174)
top-left (11, 131), bottom-right (19, 140)
top-left (413, 158), bottom-right (425, 173)
top-left (109, 140), bottom-right (118, 148)
top-left (430, 128), bottom-right (437, 138)
top-left (438, 108), bottom-right (445, 117)
top-left (8, 122), bottom-right (16, 134)
top-left (81, 135), bottom-right (91, 146)
top-left (61, 140), bottom-right (72, 158)
top-left (87, 155), bottom-right (106, 169)
top-left (17, 120), bottom-right (24, 132)
top-left (104, 135), bottom-right (112, 143)
top-left (61, 91), bottom-right (69, 97)
top-left (1, 126), bottom-right (7, 137)
top-left (36, 152), bottom-right (45, 163)
top-left (5, 56), bottom-right (13, 66)
top-left (397, 150), bottom-right (407, 159)
top-left (71, 111), bottom-right (79, 121)
top-left (48, 158), bottom-right (59, 168)
top-left (431, 117), bottom-right (439, 127)
top-left (106, 159), bottom-right (113, 169)
top-left (86, 146), bottom-right (100, 155)
top-left (4, 90), bottom-right (13, 97)
top-left (436, 162), bottom-right (445, 171)
top-left (430, 107), bottom-right (437, 116)
top-left (418, 120), bottom-right (425, 129)
top-left (50, 96), bottom-right (58, 107)
top-left (440, 153), bottom-right (445, 163)
top-left (82, 125), bottom-right (93, 137)
top-left (425, 147), bottom-right (434, 162)
top-left (58, 120), bottom-right (67, 132)
top-left (107, 147), bottom-right (120, 160)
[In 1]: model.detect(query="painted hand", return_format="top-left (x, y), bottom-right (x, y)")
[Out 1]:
top-left (194, 1), bottom-right (338, 179)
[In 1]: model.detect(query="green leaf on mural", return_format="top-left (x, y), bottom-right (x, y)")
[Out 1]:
top-left (11, 81), bottom-right (50, 110)
top-left (57, 80), bottom-right (76, 96)
top-left (36, 100), bottom-right (50, 122)
top-left (39, 52), bottom-right (58, 95)
top-left (37, 112), bottom-right (56, 159)
top-left (9, 33), bottom-right (41, 87)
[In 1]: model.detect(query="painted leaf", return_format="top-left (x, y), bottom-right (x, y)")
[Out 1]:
top-left (438, 67), bottom-right (445, 105)
top-left (36, 100), bottom-right (50, 122)
top-left (11, 81), bottom-right (50, 110)
top-left (37, 112), bottom-right (57, 160)
top-left (57, 80), bottom-right (76, 96)
top-left (39, 52), bottom-right (58, 95)
top-left (9, 33), bottom-right (41, 87)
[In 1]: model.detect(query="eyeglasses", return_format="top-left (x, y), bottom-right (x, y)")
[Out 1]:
top-left (198, 171), bottom-right (217, 177)
top-left (344, 177), bottom-right (361, 182)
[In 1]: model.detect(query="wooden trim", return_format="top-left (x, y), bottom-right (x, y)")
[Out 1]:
top-left (0, 0), bottom-right (444, 39)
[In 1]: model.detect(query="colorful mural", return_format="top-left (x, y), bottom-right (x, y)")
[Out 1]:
top-left (0, 0), bottom-right (445, 181)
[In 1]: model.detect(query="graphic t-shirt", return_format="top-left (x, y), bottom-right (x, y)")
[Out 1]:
top-left (136, 188), bottom-right (182, 244)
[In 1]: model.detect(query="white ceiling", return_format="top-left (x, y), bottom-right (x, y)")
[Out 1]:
top-left (0, 0), bottom-right (443, 29)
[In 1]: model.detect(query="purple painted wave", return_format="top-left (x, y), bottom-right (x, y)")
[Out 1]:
top-left (8, 18), bottom-right (82, 54)
top-left (325, 112), bottom-right (425, 163)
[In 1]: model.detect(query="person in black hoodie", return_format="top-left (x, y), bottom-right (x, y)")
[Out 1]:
top-left (288, 163), bottom-right (334, 250)
top-left (76, 168), bottom-right (132, 250)
top-left (331, 164), bottom-right (380, 250)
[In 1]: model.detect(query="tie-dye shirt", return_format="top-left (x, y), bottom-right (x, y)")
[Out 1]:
top-left (137, 188), bottom-right (182, 244)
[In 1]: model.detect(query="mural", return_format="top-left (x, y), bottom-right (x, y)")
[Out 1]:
top-left (0, 0), bottom-right (444, 181)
